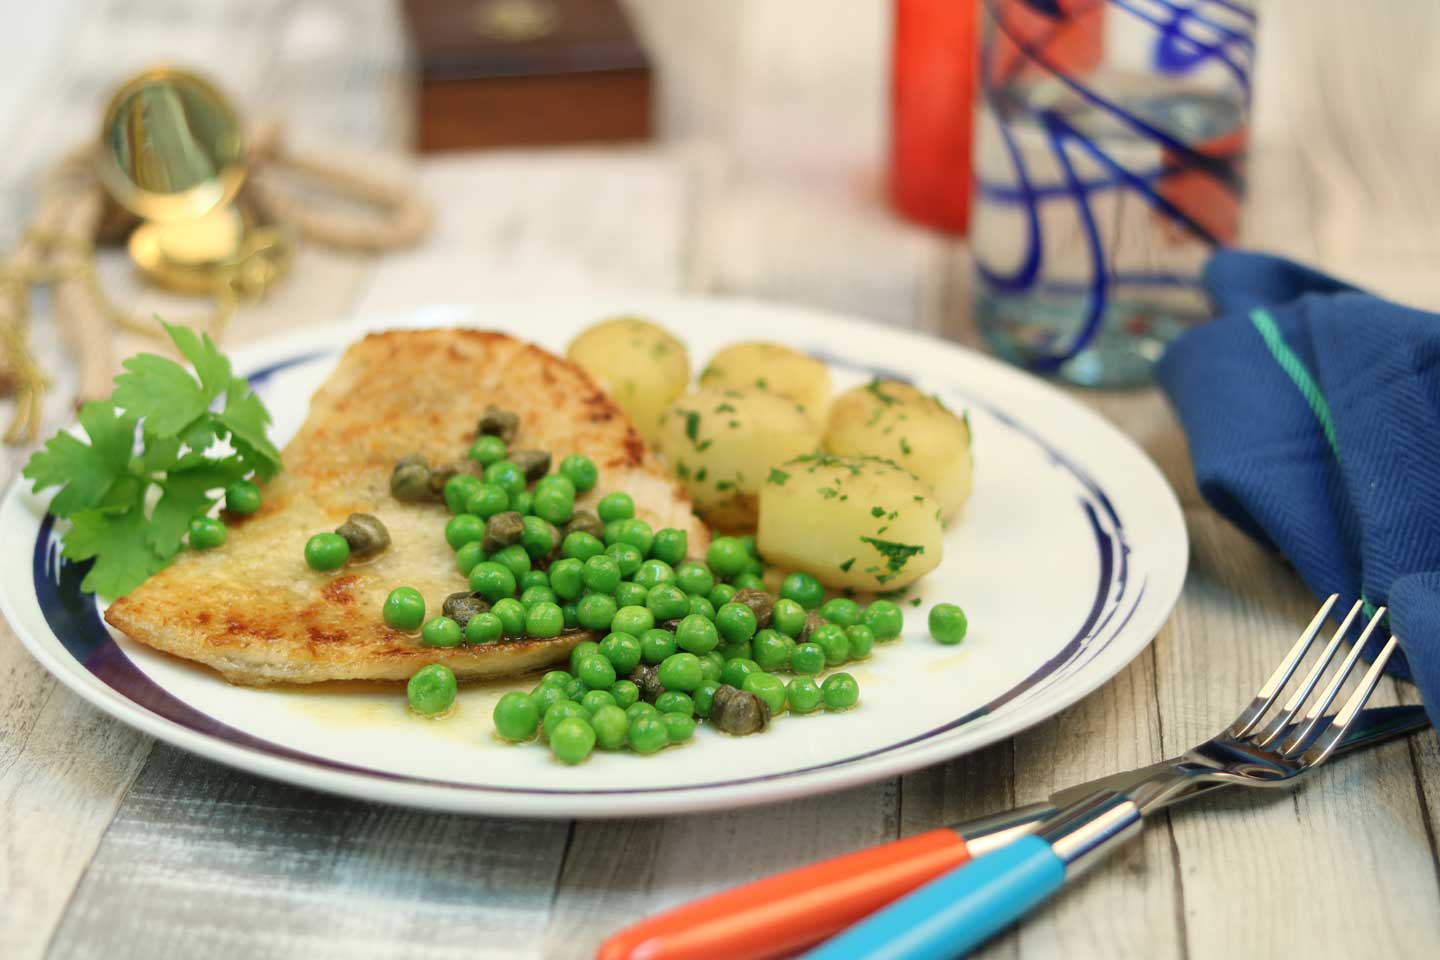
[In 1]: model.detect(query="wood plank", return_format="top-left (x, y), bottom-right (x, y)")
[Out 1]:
top-left (45, 745), bottom-right (569, 960)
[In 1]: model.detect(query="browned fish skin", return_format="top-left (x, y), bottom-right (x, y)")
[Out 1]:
top-left (104, 329), bottom-right (709, 685)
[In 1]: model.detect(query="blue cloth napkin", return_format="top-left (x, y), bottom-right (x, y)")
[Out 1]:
top-left (1156, 250), bottom-right (1440, 730)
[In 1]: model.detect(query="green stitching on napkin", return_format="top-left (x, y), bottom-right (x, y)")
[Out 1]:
top-left (1250, 308), bottom-right (1341, 459)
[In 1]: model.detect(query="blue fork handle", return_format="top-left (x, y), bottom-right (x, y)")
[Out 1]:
top-left (800, 834), bottom-right (1066, 960)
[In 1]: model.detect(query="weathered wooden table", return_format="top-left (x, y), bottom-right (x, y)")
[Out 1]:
top-left (4, 2), bottom-right (1438, 957)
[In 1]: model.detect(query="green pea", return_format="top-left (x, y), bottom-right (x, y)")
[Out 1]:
top-left (780, 571), bottom-right (825, 609)
top-left (771, 598), bottom-right (807, 637)
top-left (740, 558), bottom-right (765, 580)
top-left (700, 651), bottom-right (725, 684)
top-left (533, 486), bottom-right (575, 525)
top-left (640, 628), bottom-right (679, 665)
top-left (821, 597), bottom-right (863, 627)
top-left (579, 689), bottom-right (617, 716)
top-left (445, 514), bottom-right (485, 551)
top-left (929, 603), bottom-right (968, 645)
top-left (186, 515), bottom-right (226, 550)
top-left (520, 585), bottom-right (559, 608)
top-left (469, 561), bottom-right (517, 601)
top-left (657, 652), bottom-right (703, 692)
top-left (535, 473), bottom-right (576, 499)
top-left (675, 614), bottom-right (720, 655)
top-left (577, 593), bottom-right (619, 631)
top-left (543, 700), bottom-right (586, 740)
top-left (625, 700), bottom-right (658, 723)
top-left (717, 641), bottom-right (752, 663)
top-left (634, 558), bottom-right (676, 590)
top-left (520, 569), bottom-right (550, 591)
top-left (599, 631), bottom-right (642, 674)
top-left (466, 482), bottom-right (510, 518)
top-left (455, 541), bottom-right (488, 576)
top-left (720, 657), bottom-right (761, 688)
top-left (541, 559), bottom-right (580, 601)
top-left (732, 573), bottom-right (765, 592)
top-left (305, 532), bottom-right (349, 571)
top-left (715, 602), bottom-right (758, 643)
top-left (597, 491), bottom-right (635, 523)
top-left (665, 712), bottom-right (697, 743)
top-left (650, 528), bottom-right (688, 566)
top-left (469, 434), bottom-right (508, 466)
top-left (590, 703), bottom-right (629, 750)
top-left (706, 536), bottom-right (750, 579)
top-left (753, 629), bottom-right (796, 671)
top-left (443, 473), bottom-right (484, 515)
top-left (569, 640), bottom-right (602, 674)
top-left (492, 691), bottom-right (540, 740)
top-left (577, 653), bottom-right (617, 690)
top-left (613, 518), bottom-right (655, 556)
top-left (511, 490), bottom-right (534, 516)
top-left (603, 544), bottom-right (643, 580)
top-left (811, 623), bottom-right (851, 666)
top-left (845, 624), bottom-right (876, 659)
top-left (688, 595), bottom-right (717, 620)
top-left (561, 602), bottom-right (579, 628)
top-left (603, 520), bottom-right (625, 545)
top-left (627, 712), bottom-right (669, 754)
top-left (655, 690), bottom-right (695, 716)
top-left (692, 681), bottom-right (720, 718)
top-left (492, 598), bottom-right (526, 636)
top-left (550, 716), bottom-right (596, 764)
top-left (610, 679), bottom-right (640, 709)
top-left (743, 672), bottom-right (787, 714)
top-left (612, 605), bottom-right (655, 637)
top-left (466, 612), bottom-right (503, 645)
top-left (407, 664), bottom-right (456, 716)
top-left (786, 676), bottom-right (823, 714)
top-left (224, 479), bottom-right (261, 515)
top-left (581, 555), bottom-right (622, 594)
top-left (520, 516), bottom-right (557, 558)
top-left (863, 600), bottom-right (905, 640)
top-left (491, 543), bottom-right (532, 580)
top-left (614, 581), bottom-right (649, 608)
top-left (542, 670), bottom-right (572, 687)
top-left (737, 535), bottom-right (759, 558)
top-left (823, 672), bottom-right (860, 710)
top-left (564, 675), bottom-right (587, 701)
top-left (530, 604), bottom-right (576, 641)
top-left (557, 454), bottom-right (599, 493)
top-left (790, 642), bottom-right (826, 676)
top-left (674, 561), bottom-right (716, 597)
top-left (484, 459), bottom-right (527, 497)
top-left (647, 584), bottom-right (690, 621)
top-left (383, 587), bottom-right (426, 630)
top-left (532, 683), bottom-right (569, 714)
top-left (421, 616), bottom-right (463, 647)
top-left (709, 583), bottom-right (738, 608)
top-left (562, 531), bottom-right (605, 562)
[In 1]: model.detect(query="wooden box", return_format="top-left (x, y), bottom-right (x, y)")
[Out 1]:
top-left (403, 0), bottom-right (653, 152)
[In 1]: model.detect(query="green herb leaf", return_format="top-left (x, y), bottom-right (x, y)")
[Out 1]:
top-left (767, 468), bottom-right (789, 486)
top-left (860, 536), bottom-right (925, 584)
top-left (112, 353), bottom-right (208, 436)
top-left (148, 460), bottom-right (249, 557)
top-left (63, 506), bottom-right (169, 597)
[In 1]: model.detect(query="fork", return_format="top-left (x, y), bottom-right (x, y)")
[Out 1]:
top-left (802, 596), bottom-right (1402, 960)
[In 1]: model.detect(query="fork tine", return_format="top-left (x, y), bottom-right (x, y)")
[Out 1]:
top-left (1252, 598), bottom-right (1364, 749)
top-left (1297, 634), bottom-right (1402, 767)
top-left (1228, 593), bottom-right (1339, 738)
top-left (1280, 606), bottom-right (1388, 757)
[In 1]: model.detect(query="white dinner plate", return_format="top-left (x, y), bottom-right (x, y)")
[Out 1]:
top-left (0, 296), bottom-right (1187, 817)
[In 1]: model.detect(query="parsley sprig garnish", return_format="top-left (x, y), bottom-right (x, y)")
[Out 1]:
top-left (23, 323), bottom-right (282, 597)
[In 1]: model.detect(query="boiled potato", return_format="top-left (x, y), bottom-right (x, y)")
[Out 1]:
top-left (824, 380), bottom-right (972, 518)
top-left (566, 316), bottom-right (689, 445)
top-left (757, 454), bottom-right (943, 590)
top-left (657, 386), bottom-right (821, 530)
top-left (699, 342), bottom-right (833, 426)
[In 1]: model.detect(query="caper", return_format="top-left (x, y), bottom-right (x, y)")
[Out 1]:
top-left (509, 449), bottom-right (552, 482)
top-left (390, 460), bottom-right (434, 502)
top-left (426, 463), bottom-right (461, 497)
top-left (478, 405), bottom-right (520, 445)
top-left (482, 511), bottom-right (526, 553)
top-left (564, 510), bottom-right (606, 540)
top-left (397, 453), bottom-right (427, 469)
top-left (731, 588), bottom-right (775, 630)
top-left (442, 590), bottom-right (490, 629)
top-left (630, 663), bottom-right (666, 704)
top-left (334, 512), bottom-right (390, 559)
top-left (709, 683), bottom-right (771, 735)
top-left (800, 609), bottom-right (826, 641)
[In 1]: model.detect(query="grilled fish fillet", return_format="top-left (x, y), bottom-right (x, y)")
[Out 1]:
top-left (104, 329), bottom-right (709, 685)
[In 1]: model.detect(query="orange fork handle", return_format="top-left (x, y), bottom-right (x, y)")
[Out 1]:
top-left (596, 828), bottom-right (971, 960)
